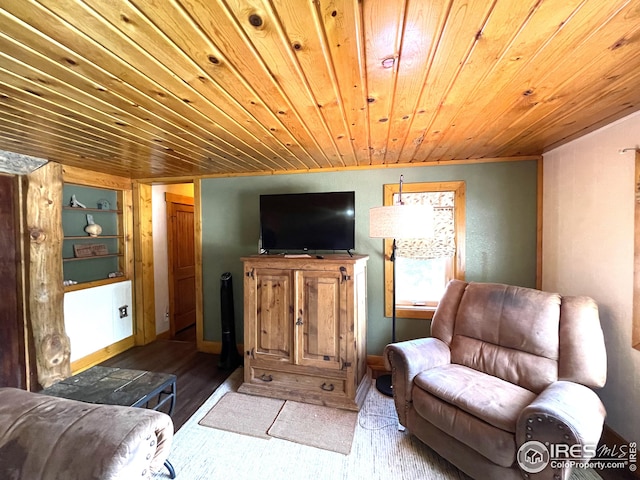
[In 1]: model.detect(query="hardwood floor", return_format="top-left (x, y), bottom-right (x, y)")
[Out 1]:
top-left (99, 331), bottom-right (233, 432)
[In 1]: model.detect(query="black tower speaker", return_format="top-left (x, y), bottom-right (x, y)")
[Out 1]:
top-left (219, 272), bottom-right (241, 370)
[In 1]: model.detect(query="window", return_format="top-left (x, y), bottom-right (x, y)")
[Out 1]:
top-left (382, 181), bottom-right (465, 319)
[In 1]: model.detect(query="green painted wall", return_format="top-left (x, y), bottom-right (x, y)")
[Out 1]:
top-left (200, 161), bottom-right (538, 354)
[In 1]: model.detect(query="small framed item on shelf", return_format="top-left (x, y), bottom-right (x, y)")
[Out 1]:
top-left (73, 243), bottom-right (108, 258)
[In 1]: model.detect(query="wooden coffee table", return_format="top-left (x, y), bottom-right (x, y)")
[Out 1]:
top-left (42, 365), bottom-right (177, 478)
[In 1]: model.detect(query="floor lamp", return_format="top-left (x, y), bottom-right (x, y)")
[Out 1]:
top-left (369, 175), bottom-right (433, 397)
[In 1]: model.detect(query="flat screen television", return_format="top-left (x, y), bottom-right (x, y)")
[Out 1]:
top-left (260, 191), bottom-right (355, 252)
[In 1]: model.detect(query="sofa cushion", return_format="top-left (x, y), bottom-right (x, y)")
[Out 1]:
top-left (413, 364), bottom-right (536, 433)
top-left (0, 388), bottom-right (172, 480)
top-left (451, 282), bottom-right (561, 392)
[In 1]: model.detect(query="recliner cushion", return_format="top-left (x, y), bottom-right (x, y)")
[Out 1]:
top-left (451, 282), bottom-right (561, 392)
top-left (413, 364), bottom-right (536, 433)
top-left (411, 381), bottom-right (517, 467)
top-left (450, 335), bottom-right (558, 393)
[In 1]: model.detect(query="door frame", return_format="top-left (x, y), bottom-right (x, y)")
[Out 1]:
top-left (133, 179), bottom-right (205, 351)
top-left (165, 192), bottom-right (195, 338)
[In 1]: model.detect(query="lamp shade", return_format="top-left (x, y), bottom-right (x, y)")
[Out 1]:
top-left (369, 204), bottom-right (434, 239)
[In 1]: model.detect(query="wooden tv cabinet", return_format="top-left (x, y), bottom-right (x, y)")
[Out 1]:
top-left (238, 254), bottom-right (369, 411)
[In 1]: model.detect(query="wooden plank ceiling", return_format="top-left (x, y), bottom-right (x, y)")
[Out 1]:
top-left (0, 0), bottom-right (639, 180)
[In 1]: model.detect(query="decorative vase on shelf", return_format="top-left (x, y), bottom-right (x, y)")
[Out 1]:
top-left (84, 214), bottom-right (102, 237)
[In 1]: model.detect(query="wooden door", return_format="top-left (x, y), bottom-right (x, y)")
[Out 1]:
top-left (245, 267), bottom-right (292, 362)
top-left (0, 174), bottom-right (27, 388)
top-left (167, 197), bottom-right (196, 336)
top-left (295, 269), bottom-right (346, 370)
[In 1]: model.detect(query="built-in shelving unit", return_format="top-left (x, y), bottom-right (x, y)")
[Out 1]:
top-left (61, 166), bottom-right (133, 291)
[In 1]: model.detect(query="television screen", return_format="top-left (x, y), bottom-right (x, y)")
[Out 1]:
top-left (260, 191), bottom-right (355, 252)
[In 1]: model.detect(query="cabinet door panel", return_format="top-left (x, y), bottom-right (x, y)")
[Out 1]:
top-left (296, 270), bottom-right (346, 369)
top-left (253, 269), bottom-right (292, 360)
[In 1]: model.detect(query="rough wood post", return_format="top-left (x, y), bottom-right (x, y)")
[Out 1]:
top-left (133, 181), bottom-right (156, 346)
top-left (26, 162), bottom-right (70, 387)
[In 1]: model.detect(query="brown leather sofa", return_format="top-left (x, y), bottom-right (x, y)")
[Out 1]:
top-left (0, 387), bottom-right (173, 479)
top-left (384, 280), bottom-right (607, 480)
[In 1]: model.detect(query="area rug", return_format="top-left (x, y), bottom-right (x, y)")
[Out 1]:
top-left (198, 392), bottom-right (284, 439)
top-left (198, 389), bottom-right (357, 454)
top-left (267, 400), bottom-right (358, 454)
top-left (153, 368), bottom-right (602, 480)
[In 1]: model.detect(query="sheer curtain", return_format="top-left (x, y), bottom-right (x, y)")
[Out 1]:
top-left (395, 191), bottom-right (455, 260)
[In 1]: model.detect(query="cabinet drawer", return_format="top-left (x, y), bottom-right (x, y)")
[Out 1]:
top-left (250, 367), bottom-right (346, 395)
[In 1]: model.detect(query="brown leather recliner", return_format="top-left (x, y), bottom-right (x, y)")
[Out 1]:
top-left (384, 280), bottom-right (607, 480)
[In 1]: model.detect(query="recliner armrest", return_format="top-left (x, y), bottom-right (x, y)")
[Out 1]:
top-left (516, 381), bottom-right (606, 479)
top-left (383, 337), bottom-right (451, 425)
